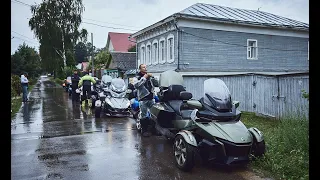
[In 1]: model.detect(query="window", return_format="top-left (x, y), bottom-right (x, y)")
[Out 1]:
top-left (159, 37), bottom-right (166, 64)
top-left (152, 39), bottom-right (159, 65)
top-left (146, 42), bottom-right (151, 65)
top-left (140, 44), bottom-right (145, 64)
top-left (247, 39), bottom-right (258, 60)
top-left (167, 34), bottom-right (174, 63)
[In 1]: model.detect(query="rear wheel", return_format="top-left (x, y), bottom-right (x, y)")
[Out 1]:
top-left (173, 135), bottom-right (195, 172)
top-left (95, 107), bottom-right (101, 118)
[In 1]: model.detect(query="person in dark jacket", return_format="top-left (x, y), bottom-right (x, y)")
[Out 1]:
top-left (71, 70), bottom-right (80, 102)
top-left (133, 64), bottom-right (159, 137)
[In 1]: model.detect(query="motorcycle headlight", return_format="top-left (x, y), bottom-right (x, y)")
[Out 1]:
top-left (110, 90), bottom-right (126, 98)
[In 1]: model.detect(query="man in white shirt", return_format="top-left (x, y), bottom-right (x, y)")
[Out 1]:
top-left (20, 72), bottom-right (29, 102)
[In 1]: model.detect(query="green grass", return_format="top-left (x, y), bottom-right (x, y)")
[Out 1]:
top-left (49, 77), bottom-right (64, 87)
top-left (241, 112), bottom-right (309, 180)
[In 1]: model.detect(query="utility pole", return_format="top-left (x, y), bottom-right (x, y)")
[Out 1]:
top-left (91, 33), bottom-right (94, 77)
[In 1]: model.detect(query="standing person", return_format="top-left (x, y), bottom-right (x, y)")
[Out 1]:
top-left (78, 71), bottom-right (96, 108)
top-left (71, 70), bottom-right (80, 102)
top-left (20, 72), bottom-right (29, 102)
top-left (133, 64), bottom-right (159, 137)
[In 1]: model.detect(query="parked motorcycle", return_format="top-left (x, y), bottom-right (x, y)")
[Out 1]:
top-left (144, 70), bottom-right (266, 171)
top-left (94, 78), bottom-right (131, 118)
top-left (62, 76), bottom-right (72, 96)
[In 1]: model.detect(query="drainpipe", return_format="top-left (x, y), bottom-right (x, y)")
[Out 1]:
top-left (173, 15), bottom-right (180, 71)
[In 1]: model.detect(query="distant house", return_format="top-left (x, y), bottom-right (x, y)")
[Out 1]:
top-left (76, 62), bottom-right (90, 72)
top-left (129, 3), bottom-right (309, 119)
top-left (103, 32), bottom-right (137, 83)
top-left (106, 32), bottom-right (136, 52)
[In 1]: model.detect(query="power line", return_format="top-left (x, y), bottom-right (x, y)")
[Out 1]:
top-left (11, 31), bottom-right (36, 41)
top-left (12, 0), bottom-right (140, 30)
top-left (180, 30), bottom-right (308, 52)
top-left (11, 0), bottom-right (31, 7)
top-left (82, 21), bottom-right (138, 31)
top-left (82, 18), bottom-right (142, 29)
top-left (11, 36), bottom-right (39, 45)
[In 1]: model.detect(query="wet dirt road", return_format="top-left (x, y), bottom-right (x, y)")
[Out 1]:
top-left (11, 76), bottom-right (269, 180)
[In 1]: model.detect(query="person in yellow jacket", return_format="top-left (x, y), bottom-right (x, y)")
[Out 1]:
top-left (78, 71), bottom-right (96, 108)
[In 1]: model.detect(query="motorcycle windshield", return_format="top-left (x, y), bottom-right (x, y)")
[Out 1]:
top-left (111, 78), bottom-right (126, 92)
top-left (159, 70), bottom-right (183, 87)
top-left (66, 76), bottom-right (71, 83)
top-left (203, 78), bottom-right (232, 111)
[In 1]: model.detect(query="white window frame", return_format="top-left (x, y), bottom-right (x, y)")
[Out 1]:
top-left (146, 42), bottom-right (152, 65)
top-left (166, 34), bottom-right (175, 63)
top-left (159, 37), bottom-right (166, 64)
top-left (247, 39), bottom-right (258, 60)
top-left (140, 44), bottom-right (146, 65)
top-left (152, 39), bottom-right (159, 65)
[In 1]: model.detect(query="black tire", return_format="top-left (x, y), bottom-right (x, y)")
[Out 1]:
top-left (251, 139), bottom-right (266, 158)
top-left (173, 135), bottom-right (195, 172)
top-left (95, 107), bottom-right (101, 118)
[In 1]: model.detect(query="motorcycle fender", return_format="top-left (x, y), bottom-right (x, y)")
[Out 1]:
top-left (95, 100), bottom-right (102, 107)
top-left (248, 127), bottom-right (264, 143)
top-left (176, 130), bottom-right (197, 147)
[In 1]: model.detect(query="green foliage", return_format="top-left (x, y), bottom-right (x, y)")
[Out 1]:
top-left (75, 41), bottom-right (88, 63)
top-left (29, 0), bottom-right (86, 73)
top-left (11, 43), bottom-right (42, 79)
top-left (301, 89), bottom-right (309, 101)
top-left (241, 112), bottom-right (309, 180)
top-left (128, 44), bottom-right (136, 52)
top-left (11, 74), bottom-right (21, 97)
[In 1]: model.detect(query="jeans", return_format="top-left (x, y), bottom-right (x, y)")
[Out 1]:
top-left (139, 99), bottom-right (155, 119)
top-left (22, 85), bottom-right (28, 102)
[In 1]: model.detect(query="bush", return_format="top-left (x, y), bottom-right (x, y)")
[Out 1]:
top-left (11, 74), bottom-right (21, 97)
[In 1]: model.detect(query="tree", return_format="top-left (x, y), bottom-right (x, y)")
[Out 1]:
top-left (29, 0), bottom-right (87, 72)
top-left (11, 43), bottom-right (42, 78)
top-left (75, 41), bottom-right (88, 63)
top-left (87, 49), bottom-right (112, 70)
top-left (128, 44), bottom-right (136, 52)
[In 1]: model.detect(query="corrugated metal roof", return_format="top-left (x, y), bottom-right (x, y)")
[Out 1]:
top-left (179, 3), bottom-right (308, 30)
top-left (179, 71), bottom-right (309, 76)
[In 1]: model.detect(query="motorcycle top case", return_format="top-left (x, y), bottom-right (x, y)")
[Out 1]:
top-left (150, 102), bottom-right (176, 128)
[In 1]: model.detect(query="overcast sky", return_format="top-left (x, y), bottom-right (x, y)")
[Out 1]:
top-left (11, 0), bottom-right (309, 54)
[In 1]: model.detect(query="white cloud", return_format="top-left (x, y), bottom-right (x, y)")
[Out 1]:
top-left (11, 0), bottom-right (309, 54)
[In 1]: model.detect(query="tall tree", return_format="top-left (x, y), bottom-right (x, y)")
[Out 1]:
top-left (29, 0), bottom-right (87, 72)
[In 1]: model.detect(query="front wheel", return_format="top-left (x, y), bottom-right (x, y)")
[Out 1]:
top-left (95, 107), bottom-right (101, 118)
top-left (173, 135), bottom-right (195, 172)
top-left (251, 139), bottom-right (266, 158)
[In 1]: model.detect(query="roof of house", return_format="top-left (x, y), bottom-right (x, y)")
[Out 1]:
top-left (110, 52), bottom-right (136, 71)
top-left (179, 3), bottom-right (308, 29)
top-left (131, 3), bottom-right (308, 38)
top-left (108, 32), bottom-right (136, 52)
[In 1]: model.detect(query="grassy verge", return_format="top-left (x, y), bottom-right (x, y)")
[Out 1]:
top-left (49, 77), bottom-right (64, 86)
top-left (11, 79), bottom-right (37, 119)
top-left (241, 112), bottom-right (309, 180)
